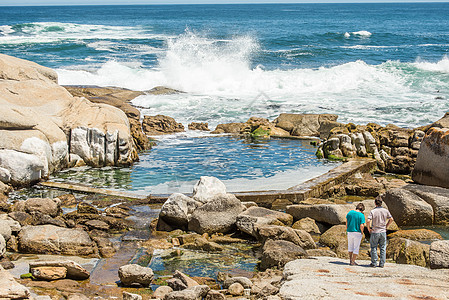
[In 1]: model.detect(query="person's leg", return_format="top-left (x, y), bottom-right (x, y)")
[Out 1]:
top-left (378, 232), bottom-right (387, 267)
top-left (370, 233), bottom-right (379, 266)
top-left (348, 232), bottom-right (355, 264)
top-left (352, 232), bottom-right (362, 265)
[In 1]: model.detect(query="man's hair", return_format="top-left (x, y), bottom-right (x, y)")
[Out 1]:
top-left (375, 197), bottom-right (383, 207)
top-left (356, 203), bottom-right (365, 212)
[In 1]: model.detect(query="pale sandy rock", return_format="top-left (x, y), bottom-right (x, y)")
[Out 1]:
top-left (286, 203), bottom-right (353, 225)
top-left (236, 206), bottom-right (293, 237)
top-left (122, 291), bottom-right (142, 300)
top-left (274, 113), bottom-right (338, 137)
top-left (0, 220), bottom-right (12, 241)
top-left (0, 265), bottom-right (32, 299)
top-left (29, 260), bottom-right (90, 280)
top-left (192, 176), bottom-right (227, 203)
top-left (118, 264), bottom-right (154, 287)
top-left (0, 167), bottom-right (11, 183)
top-left (261, 239), bottom-right (307, 270)
top-left (280, 257), bottom-right (449, 299)
top-left (223, 277), bottom-right (253, 289)
top-left (0, 149), bottom-right (45, 185)
top-left (18, 225), bottom-right (96, 256)
top-left (228, 282), bottom-right (244, 296)
top-left (24, 197), bottom-right (61, 217)
top-left (0, 235), bottom-right (5, 257)
top-left (159, 193), bottom-right (201, 229)
top-left (153, 286), bottom-right (173, 299)
top-left (173, 270), bottom-right (199, 288)
top-left (292, 217), bottom-right (321, 235)
top-left (0, 53), bottom-right (57, 82)
top-left (31, 266), bottom-right (67, 281)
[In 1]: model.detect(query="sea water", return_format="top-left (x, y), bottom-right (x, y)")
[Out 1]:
top-left (1, 3), bottom-right (448, 191)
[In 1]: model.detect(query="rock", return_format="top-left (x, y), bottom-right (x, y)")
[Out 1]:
top-left (0, 168), bottom-right (11, 184)
top-left (382, 188), bottom-right (434, 226)
top-left (430, 240), bottom-right (449, 269)
top-left (167, 277), bottom-right (188, 291)
top-left (122, 291), bottom-right (142, 300)
top-left (142, 115), bottom-right (184, 135)
top-left (386, 238), bottom-right (429, 267)
top-left (228, 282), bottom-right (244, 296)
top-left (31, 266), bottom-right (67, 281)
top-left (118, 264), bottom-right (154, 287)
top-left (205, 290), bottom-right (225, 300)
top-left (318, 120), bottom-right (344, 139)
top-left (164, 289), bottom-right (198, 300)
top-left (292, 217), bottom-right (321, 235)
top-left (306, 248), bottom-right (338, 257)
top-left (412, 127), bottom-right (449, 188)
top-left (85, 219), bottom-right (109, 231)
top-left (286, 203), bottom-right (352, 225)
top-left (18, 225), bottom-right (97, 256)
top-left (0, 235), bottom-right (5, 257)
top-left (211, 123), bottom-right (244, 134)
top-left (77, 202), bottom-right (99, 214)
top-left (188, 194), bottom-right (243, 234)
top-left (223, 277), bottom-right (253, 289)
top-left (402, 184), bottom-right (449, 225)
top-left (92, 236), bottom-right (116, 258)
top-left (260, 239), bottom-right (307, 270)
top-left (236, 206), bottom-right (293, 237)
top-left (188, 122), bottom-right (209, 131)
top-left (146, 86), bottom-right (184, 95)
top-left (65, 293), bottom-right (88, 300)
top-left (388, 229), bottom-right (442, 241)
top-left (256, 225), bottom-right (316, 250)
top-left (104, 206), bottom-right (129, 218)
top-left (250, 269), bottom-right (283, 298)
top-left (159, 193), bottom-right (200, 230)
top-left (29, 260), bottom-right (90, 280)
top-left (280, 256), bottom-right (449, 300)
top-left (182, 236), bottom-right (224, 252)
top-left (273, 113), bottom-right (338, 137)
top-left (0, 265), bottom-right (32, 299)
top-left (153, 286), bottom-right (173, 298)
top-left (0, 220), bottom-right (12, 241)
top-left (23, 198), bottom-right (61, 217)
top-left (173, 270), bottom-right (200, 288)
top-left (192, 176), bottom-right (227, 204)
top-left (319, 225), bottom-right (348, 258)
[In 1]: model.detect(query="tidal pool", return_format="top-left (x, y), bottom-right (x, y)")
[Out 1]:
top-left (50, 134), bottom-right (340, 195)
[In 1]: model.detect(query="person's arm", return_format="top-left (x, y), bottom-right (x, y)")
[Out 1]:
top-left (366, 219), bottom-right (371, 233)
top-left (360, 222), bottom-right (365, 233)
top-left (386, 217), bottom-right (394, 229)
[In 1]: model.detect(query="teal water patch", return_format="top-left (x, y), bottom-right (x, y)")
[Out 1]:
top-left (49, 135), bottom-right (339, 195)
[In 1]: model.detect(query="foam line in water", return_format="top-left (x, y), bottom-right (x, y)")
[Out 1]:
top-left (414, 56), bottom-right (449, 73)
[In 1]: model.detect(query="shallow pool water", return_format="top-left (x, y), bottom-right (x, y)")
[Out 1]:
top-left (50, 134), bottom-right (339, 195)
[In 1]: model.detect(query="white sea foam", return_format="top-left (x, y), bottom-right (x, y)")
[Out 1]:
top-left (414, 56), bottom-right (449, 73)
top-left (352, 30), bottom-right (372, 37)
top-left (0, 22), bottom-right (166, 45)
top-left (57, 31), bottom-right (449, 128)
top-left (344, 32), bottom-right (351, 38)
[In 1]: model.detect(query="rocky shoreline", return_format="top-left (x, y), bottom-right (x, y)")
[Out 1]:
top-left (1, 54), bottom-right (449, 299)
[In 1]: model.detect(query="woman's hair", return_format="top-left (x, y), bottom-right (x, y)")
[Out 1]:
top-left (375, 197), bottom-right (383, 207)
top-left (356, 203), bottom-right (365, 212)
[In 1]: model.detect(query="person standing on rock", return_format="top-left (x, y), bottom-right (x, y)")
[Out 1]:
top-left (346, 203), bottom-right (366, 266)
top-left (367, 197), bottom-right (394, 268)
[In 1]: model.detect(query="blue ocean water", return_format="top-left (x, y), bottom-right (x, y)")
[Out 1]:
top-left (0, 3), bottom-right (448, 128)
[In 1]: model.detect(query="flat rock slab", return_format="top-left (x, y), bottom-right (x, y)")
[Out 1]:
top-left (280, 257), bottom-right (449, 300)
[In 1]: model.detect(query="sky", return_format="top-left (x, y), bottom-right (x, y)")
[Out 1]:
top-left (1, 0), bottom-right (448, 5)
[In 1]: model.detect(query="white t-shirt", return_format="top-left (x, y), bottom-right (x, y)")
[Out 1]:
top-left (368, 207), bottom-right (392, 233)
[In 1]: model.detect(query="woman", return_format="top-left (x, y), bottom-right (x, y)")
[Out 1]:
top-left (345, 203), bottom-right (366, 266)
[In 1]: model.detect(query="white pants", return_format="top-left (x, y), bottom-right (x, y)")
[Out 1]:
top-left (347, 232), bottom-right (363, 254)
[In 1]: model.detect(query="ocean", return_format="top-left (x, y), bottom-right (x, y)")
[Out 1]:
top-left (1, 3), bottom-right (448, 129)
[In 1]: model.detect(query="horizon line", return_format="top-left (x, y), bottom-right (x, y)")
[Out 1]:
top-left (1, 1), bottom-right (449, 7)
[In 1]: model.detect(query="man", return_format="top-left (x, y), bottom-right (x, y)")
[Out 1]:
top-left (367, 197), bottom-right (394, 268)
top-left (346, 203), bottom-right (366, 266)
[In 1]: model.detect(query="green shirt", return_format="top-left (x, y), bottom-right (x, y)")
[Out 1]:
top-left (346, 210), bottom-right (365, 233)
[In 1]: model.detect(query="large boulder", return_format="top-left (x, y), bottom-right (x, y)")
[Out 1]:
top-left (319, 225), bottom-right (349, 258)
top-left (0, 54), bottom-right (137, 186)
top-left (429, 240), bottom-right (449, 269)
top-left (412, 127), bottom-right (449, 188)
top-left (256, 225), bottom-right (316, 250)
top-left (0, 235), bottom-right (5, 257)
top-left (158, 193), bottom-right (201, 230)
top-left (236, 206), bottom-right (293, 237)
top-left (211, 123), bottom-right (244, 134)
top-left (141, 115), bottom-right (184, 135)
top-left (18, 225), bottom-right (96, 256)
top-left (188, 194), bottom-right (243, 234)
top-left (24, 197), bottom-right (61, 217)
top-left (286, 204), bottom-right (352, 225)
top-left (192, 176), bottom-right (227, 204)
top-left (260, 239), bottom-right (307, 270)
top-left (386, 238), bottom-right (429, 267)
top-left (382, 188), bottom-right (434, 226)
top-left (273, 113), bottom-right (338, 137)
top-left (403, 184), bottom-right (449, 225)
top-left (118, 264), bottom-right (154, 287)
top-left (388, 229), bottom-right (442, 241)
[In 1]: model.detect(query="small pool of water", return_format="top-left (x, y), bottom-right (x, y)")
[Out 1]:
top-left (50, 134), bottom-right (339, 194)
